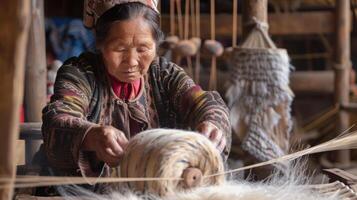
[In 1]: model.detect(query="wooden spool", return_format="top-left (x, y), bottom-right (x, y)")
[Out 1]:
top-left (119, 129), bottom-right (225, 196)
top-left (182, 167), bottom-right (203, 189)
top-left (204, 40), bottom-right (224, 57)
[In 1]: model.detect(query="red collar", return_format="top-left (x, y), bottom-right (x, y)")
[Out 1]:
top-left (109, 75), bottom-right (141, 100)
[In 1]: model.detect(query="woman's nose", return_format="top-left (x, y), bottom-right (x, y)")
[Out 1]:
top-left (125, 49), bottom-right (139, 67)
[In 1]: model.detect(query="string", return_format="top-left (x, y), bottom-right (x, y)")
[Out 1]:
top-left (196, 0), bottom-right (200, 38)
top-left (176, 0), bottom-right (183, 39)
top-left (187, 56), bottom-right (193, 77)
top-left (158, 0), bottom-right (161, 28)
top-left (209, 56), bottom-right (217, 90)
top-left (191, 0), bottom-right (196, 37)
top-left (2, 128), bottom-right (357, 188)
top-left (210, 0), bottom-right (215, 40)
top-left (184, 0), bottom-right (190, 40)
top-left (233, 0), bottom-right (238, 47)
top-left (170, 0), bottom-right (175, 35)
top-left (195, 0), bottom-right (201, 83)
top-left (209, 0), bottom-right (217, 90)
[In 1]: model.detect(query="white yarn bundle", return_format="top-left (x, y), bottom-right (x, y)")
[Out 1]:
top-left (118, 129), bottom-right (225, 196)
top-left (7, 128), bottom-right (357, 199)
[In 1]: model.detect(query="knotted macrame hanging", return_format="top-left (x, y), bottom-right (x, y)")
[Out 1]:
top-left (225, 18), bottom-right (294, 162)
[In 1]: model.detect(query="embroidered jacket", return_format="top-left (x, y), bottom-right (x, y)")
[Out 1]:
top-left (42, 52), bottom-right (231, 177)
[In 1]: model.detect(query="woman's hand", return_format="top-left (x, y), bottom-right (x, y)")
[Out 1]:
top-left (196, 121), bottom-right (226, 152)
top-left (82, 126), bottom-right (129, 167)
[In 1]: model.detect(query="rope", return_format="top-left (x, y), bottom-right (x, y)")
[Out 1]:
top-left (241, 17), bottom-right (276, 49)
top-left (183, 0), bottom-right (193, 78)
top-left (184, 0), bottom-right (190, 40)
top-left (187, 56), bottom-right (193, 77)
top-left (170, 0), bottom-right (175, 35)
top-left (334, 61), bottom-right (353, 70)
top-left (176, 0), bottom-right (183, 39)
top-left (191, 0), bottom-right (196, 37)
top-left (232, 0), bottom-right (238, 47)
top-left (302, 105), bottom-right (339, 132)
top-left (209, 56), bottom-right (217, 90)
top-left (196, 0), bottom-right (200, 38)
top-left (208, 0), bottom-right (217, 90)
top-left (194, 0), bottom-right (201, 84)
top-left (158, 0), bottom-right (161, 28)
top-left (210, 0), bottom-right (215, 41)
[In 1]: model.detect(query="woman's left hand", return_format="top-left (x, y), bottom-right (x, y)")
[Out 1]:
top-left (196, 121), bottom-right (226, 152)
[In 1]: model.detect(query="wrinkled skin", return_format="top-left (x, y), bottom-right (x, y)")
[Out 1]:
top-left (82, 17), bottom-right (225, 167)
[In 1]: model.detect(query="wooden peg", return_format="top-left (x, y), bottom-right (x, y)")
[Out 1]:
top-left (182, 167), bottom-right (203, 189)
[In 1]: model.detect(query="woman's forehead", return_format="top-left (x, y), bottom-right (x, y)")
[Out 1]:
top-left (105, 18), bottom-right (154, 42)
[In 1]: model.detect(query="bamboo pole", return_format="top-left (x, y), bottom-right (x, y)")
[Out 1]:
top-left (24, 0), bottom-right (47, 165)
top-left (334, 0), bottom-right (351, 167)
top-left (0, 0), bottom-right (30, 199)
top-left (242, 0), bottom-right (268, 40)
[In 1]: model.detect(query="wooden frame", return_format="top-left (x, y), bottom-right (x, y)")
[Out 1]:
top-left (160, 11), bottom-right (337, 38)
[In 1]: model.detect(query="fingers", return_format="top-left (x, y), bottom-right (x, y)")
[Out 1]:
top-left (217, 137), bottom-right (226, 152)
top-left (196, 122), bottom-right (226, 152)
top-left (196, 122), bottom-right (213, 138)
top-left (209, 128), bottom-right (223, 146)
top-left (102, 128), bottom-right (124, 156)
top-left (105, 139), bottom-right (124, 156)
top-left (96, 147), bottom-right (121, 167)
top-left (115, 131), bottom-right (129, 150)
top-left (95, 126), bottom-right (129, 167)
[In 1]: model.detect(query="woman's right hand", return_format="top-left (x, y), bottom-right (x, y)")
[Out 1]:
top-left (82, 126), bottom-right (129, 167)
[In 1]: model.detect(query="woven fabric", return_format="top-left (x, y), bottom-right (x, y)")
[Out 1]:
top-left (226, 48), bottom-right (293, 162)
top-left (83, 0), bottom-right (159, 28)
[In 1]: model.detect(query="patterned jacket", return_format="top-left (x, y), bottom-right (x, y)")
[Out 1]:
top-left (42, 52), bottom-right (231, 177)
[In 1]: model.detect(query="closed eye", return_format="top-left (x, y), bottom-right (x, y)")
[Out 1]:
top-left (137, 47), bottom-right (150, 53)
top-left (114, 47), bottom-right (126, 52)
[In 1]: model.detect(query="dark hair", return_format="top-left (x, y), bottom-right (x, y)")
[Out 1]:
top-left (95, 2), bottom-right (164, 47)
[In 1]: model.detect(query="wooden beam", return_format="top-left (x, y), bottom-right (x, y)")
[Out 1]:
top-left (334, 0), bottom-right (351, 167)
top-left (160, 11), bottom-right (336, 38)
top-left (290, 71), bottom-right (334, 94)
top-left (268, 12), bottom-right (335, 36)
top-left (0, 0), bottom-right (30, 199)
top-left (242, 0), bottom-right (268, 39)
top-left (213, 70), bottom-right (335, 95)
top-left (24, 0), bottom-right (47, 165)
top-left (20, 122), bottom-right (42, 140)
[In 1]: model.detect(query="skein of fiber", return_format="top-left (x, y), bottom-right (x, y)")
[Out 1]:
top-left (163, 35), bottom-right (180, 49)
top-left (175, 40), bottom-right (198, 56)
top-left (203, 40), bottom-right (224, 57)
top-left (119, 129), bottom-right (225, 197)
top-left (190, 37), bottom-right (201, 49)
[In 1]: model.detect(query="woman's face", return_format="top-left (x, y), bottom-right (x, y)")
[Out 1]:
top-left (100, 17), bottom-right (156, 83)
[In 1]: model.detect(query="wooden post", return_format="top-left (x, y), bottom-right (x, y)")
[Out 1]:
top-left (241, 0), bottom-right (268, 40)
top-left (0, 1), bottom-right (30, 199)
top-left (334, 0), bottom-right (351, 167)
top-left (24, 0), bottom-right (47, 165)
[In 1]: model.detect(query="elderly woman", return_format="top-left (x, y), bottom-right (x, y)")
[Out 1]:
top-left (42, 0), bottom-right (231, 180)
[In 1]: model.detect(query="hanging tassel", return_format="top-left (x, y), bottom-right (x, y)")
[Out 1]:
top-left (226, 16), bottom-right (293, 162)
